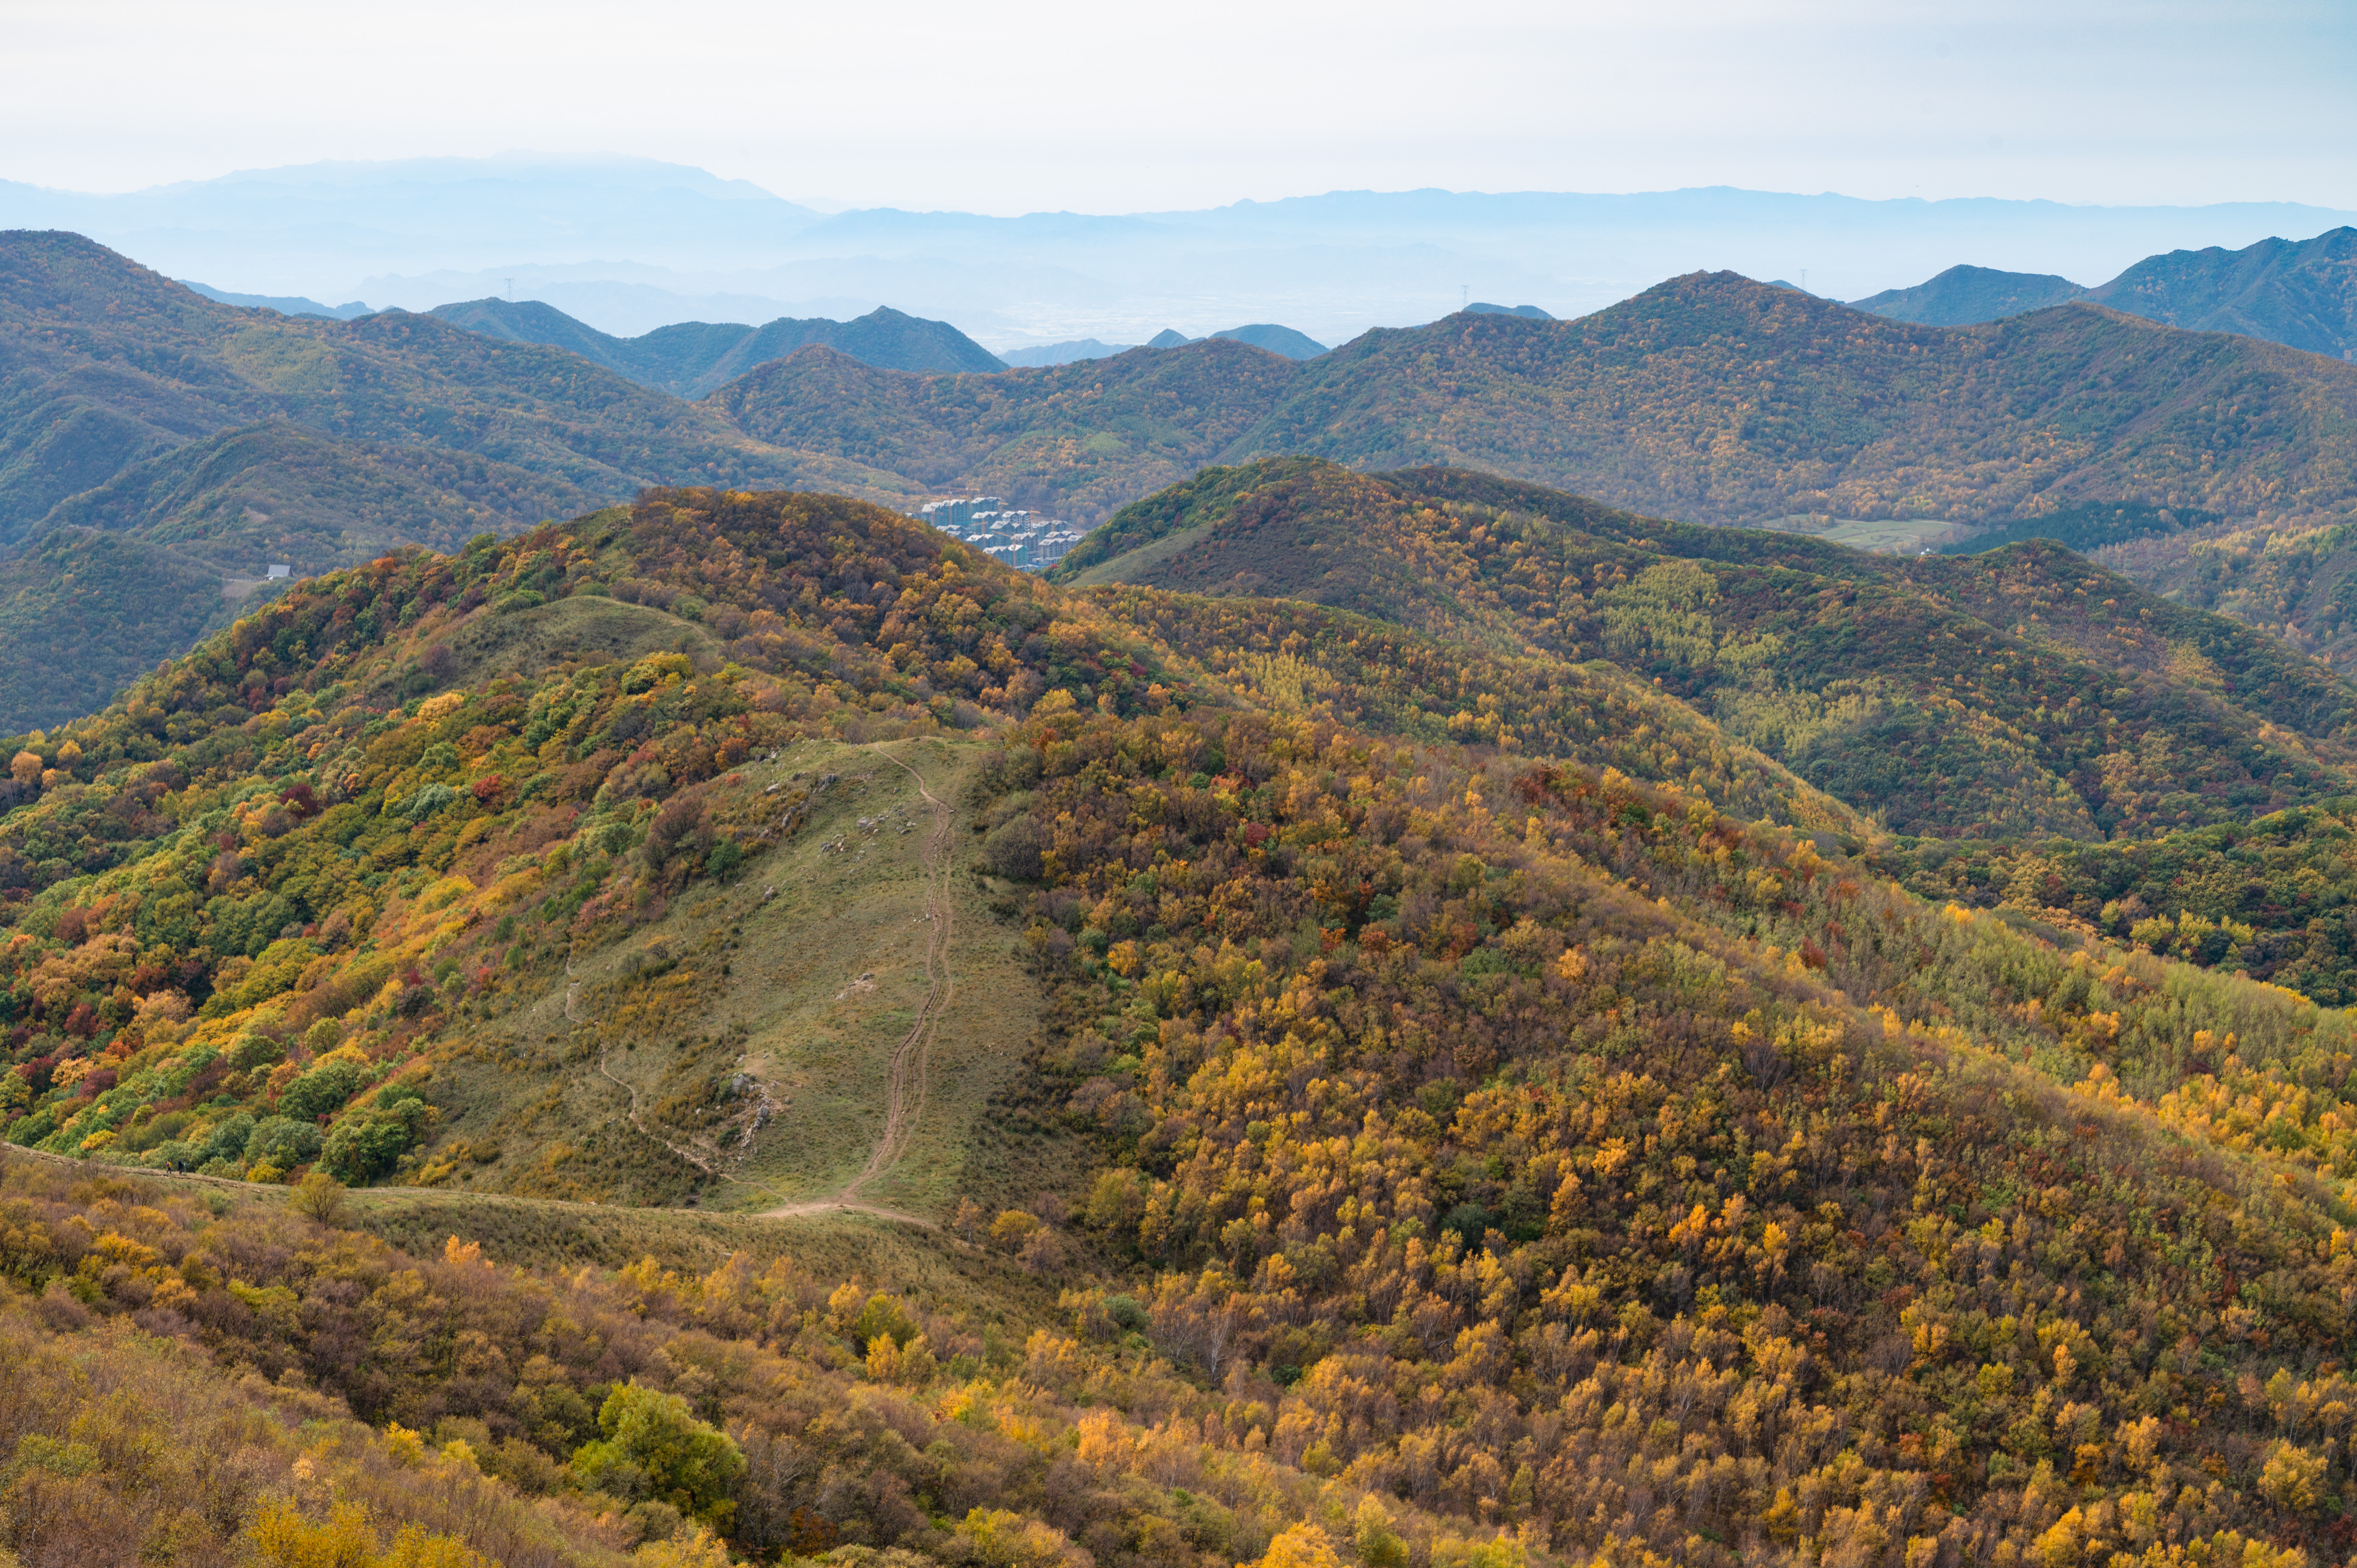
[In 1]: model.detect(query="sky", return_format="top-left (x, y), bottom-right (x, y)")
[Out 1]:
top-left (10, 0), bottom-right (2357, 214)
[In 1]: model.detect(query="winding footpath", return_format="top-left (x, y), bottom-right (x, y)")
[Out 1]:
top-left (573, 740), bottom-right (953, 1227)
top-left (760, 743), bottom-right (955, 1223)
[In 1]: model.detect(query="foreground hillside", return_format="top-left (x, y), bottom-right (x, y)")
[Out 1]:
top-left (7, 482), bottom-right (2357, 1563)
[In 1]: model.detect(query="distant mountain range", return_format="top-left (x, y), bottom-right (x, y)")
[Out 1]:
top-left (1854, 227), bottom-right (2357, 359)
top-left (13, 155), bottom-right (2356, 345)
top-left (179, 281), bottom-right (372, 319)
top-left (424, 298), bottom-right (1005, 394)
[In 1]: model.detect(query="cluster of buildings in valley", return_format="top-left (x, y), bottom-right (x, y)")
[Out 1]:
top-left (915, 496), bottom-right (1085, 571)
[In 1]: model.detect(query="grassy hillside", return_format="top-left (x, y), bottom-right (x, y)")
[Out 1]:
top-left (1057, 458), bottom-right (2357, 842)
top-left (431, 299), bottom-right (1007, 397)
top-left (11, 480), bottom-right (2357, 1560)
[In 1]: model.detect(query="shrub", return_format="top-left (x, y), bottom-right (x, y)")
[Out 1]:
top-left (293, 1171), bottom-right (347, 1225)
top-left (202, 1112), bottom-right (257, 1164)
top-left (279, 1058), bottom-right (363, 1121)
top-left (321, 1099), bottom-right (429, 1185)
top-left (981, 816), bottom-right (1044, 880)
top-left (244, 1116), bottom-right (323, 1169)
top-left (569, 1384), bottom-right (745, 1527)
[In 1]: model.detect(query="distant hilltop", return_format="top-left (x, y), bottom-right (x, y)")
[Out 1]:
top-left (426, 298), bottom-right (1005, 394)
top-left (1852, 227), bottom-right (2357, 360)
top-left (1144, 323), bottom-right (1328, 358)
top-left (179, 281), bottom-right (373, 319)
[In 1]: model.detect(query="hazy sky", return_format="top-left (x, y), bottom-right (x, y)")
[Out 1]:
top-left (11, 0), bottom-right (2355, 213)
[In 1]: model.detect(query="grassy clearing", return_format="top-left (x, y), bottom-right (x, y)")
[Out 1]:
top-left (1759, 513), bottom-right (1967, 552)
top-left (420, 735), bottom-right (1066, 1225)
top-left (440, 590), bottom-right (722, 686)
top-left (709, 735), bottom-right (1055, 1218)
top-left (1060, 517), bottom-right (1223, 585)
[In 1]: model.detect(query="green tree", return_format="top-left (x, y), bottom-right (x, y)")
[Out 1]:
top-left (570, 1384), bottom-right (746, 1529)
top-left (320, 1098), bottom-right (429, 1184)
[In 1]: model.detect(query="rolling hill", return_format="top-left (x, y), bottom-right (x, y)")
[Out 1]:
top-left (706, 335), bottom-right (1304, 520)
top-left (715, 271), bottom-right (2357, 537)
top-left (1209, 324), bottom-right (1327, 358)
top-left (429, 297), bottom-right (1008, 394)
top-left (1054, 457), bottom-right (2357, 842)
top-left (0, 231), bottom-right (922, 730)
top-left (1851, 263), bottom-right (2089, 325)
top-left (7, 477), bottom-right (2357, 1563)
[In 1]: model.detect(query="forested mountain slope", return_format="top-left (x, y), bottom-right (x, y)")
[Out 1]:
top-left (1056, 458), bottom-right (2357, 842)
top-left (6, 484), bottom-right (2357, 1563)
top-left (1852, 229), bottom-right (2357, 362)
top-left (706, 337), bottom-right (1302, 521)
top-left (1231, 274), bottom-right (2357, 528)
top-left (0, 231), bottom-right (916, 731)
top-left (2091, 228), bottom-right (2357, 363)
top-left (431, 298), bottom-right (1007, 395)
top-left (14, 231), bottom-right (2357, 743)
top-left (2091, 514), bottom-right (2357, 683)
top-left (706, 272), bottom-right (2357, 537)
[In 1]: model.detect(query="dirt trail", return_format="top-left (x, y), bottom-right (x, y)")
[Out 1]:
top-left (575, 740), bottom-right (952, 1227)
top-left (581, 959), bottom-right (718, 1175)
top-left (760, 742), bottom-right (955, 1223)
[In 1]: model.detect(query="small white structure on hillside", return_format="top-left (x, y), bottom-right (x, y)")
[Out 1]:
top-left (265, 565), bottom-right (291, 579)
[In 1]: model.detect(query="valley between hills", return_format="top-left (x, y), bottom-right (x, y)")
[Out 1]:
top-left (15, 218), bottom-right (2357, 1568)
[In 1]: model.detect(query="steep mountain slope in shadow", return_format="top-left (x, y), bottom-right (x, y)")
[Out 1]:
top-left (2089, 226), bottom-right (2357, 361)
top-left (1851, 228), bottom-right (2357, 361)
